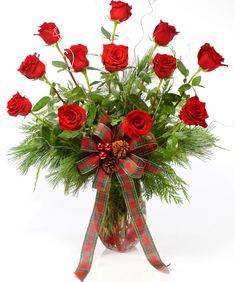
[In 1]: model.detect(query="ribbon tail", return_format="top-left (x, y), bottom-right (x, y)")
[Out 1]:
top-left (74, 169), bottom-right (111, 281)
top-left (116, 168), bottom-right (169, 272)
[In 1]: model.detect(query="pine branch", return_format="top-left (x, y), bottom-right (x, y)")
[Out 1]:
top-left (142, 164), bottom-right (188, 204)
top-left (8, 121), bottom-right (86, 194)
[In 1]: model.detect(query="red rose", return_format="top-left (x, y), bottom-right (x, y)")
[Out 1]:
top-left (58, 104), bottom-right (86, 131)
top-left (153, 53), bottom-right (177, 78)
top-left (110, 1), bottom-right (132, 22)
top-left (179, 96), bottom-right (209, 128)
top-left (36, 22), bottom-right (60, 45)
top-left (102, 44), bottom-right (128, 72)
top-left (122, 110), bottom-right (153, 138)
top-left (198, 43), bottom-right (228, 72)
top-left (7, 92), bottom-right (32, 117)
top-left (153, 20), bottom-right (179, 46)
top-left (18, 53), bottom-right (45, 79)
top-left (64, 44), bottom-right (89, 72)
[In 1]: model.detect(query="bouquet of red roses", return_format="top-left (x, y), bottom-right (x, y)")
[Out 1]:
top-left (7, 1), bottom-right (227, 280)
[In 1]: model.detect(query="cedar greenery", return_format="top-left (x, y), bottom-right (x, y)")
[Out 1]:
top-left (9, 50), bottom-right (218, 204)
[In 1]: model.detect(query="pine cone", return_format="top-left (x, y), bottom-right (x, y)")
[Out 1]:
top-left (102, 156), bottom-right (119, 174)
top-left (112, 140), bottom-right (130, 159)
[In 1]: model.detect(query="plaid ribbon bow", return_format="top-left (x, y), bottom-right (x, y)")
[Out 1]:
top-left (75, 122), bottom-right (168, 280)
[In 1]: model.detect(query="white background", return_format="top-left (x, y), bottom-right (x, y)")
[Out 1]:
top-left (0, 0), bottom-right (235, 281)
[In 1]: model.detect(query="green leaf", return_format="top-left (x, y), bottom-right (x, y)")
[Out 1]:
top-left (137, 55), bottom-right (148, 73)
top-left (32, 96), bottom-right (51, 112)
top-left (177, 60), bottom-right (189, 77)
top-left (49, 83), bottom-right (57, 96)
top-left (50, 97), bottom-right (60, 104)
top-left (90, 93), bottom-right (103, 104)
top-left (146, 88), bottom-right (158, 100)
top-left (192, 76), bottom-right (202, 86)
top-left (101, 26), bottom-right (111, 40)
top-left (56, 84), bottom-right (68, 93)
top-left (178, 84), bottom-right (191, 93)
top-left (58, 130), bottom-right (81, 139)
top-left (46, 112), bottom-right (58, 119)
top-left (87, 103), bottom-right (97, 126)
top-left (102, 95), bottom-right (112, 107)
top-left (52, 61), bottom-right (67, 69)
top-left (166, 135), bottom-right (178, 152)
top-left (64, 86), bottom-right (86, 101)
top-left (161, 103), bottom-right (175, 115)
top-left (163, 93), bottom-right (181, 102)
top-left (128, 95), bottom-right (149, 112)
top-left (71, 86), bottom-right (86, 99)
top-left (110, 116), bottom-right (123, 126)
top-left (90, 81), bottom-right (101, 86)
top-left (53, 124), bottom-right (61, 137)
top-left (139, 71), bottom-right (151, 84)
top-left (87, 67), bottom-right (102, 71)
top-left (97, 82), bottom-right (106, 89)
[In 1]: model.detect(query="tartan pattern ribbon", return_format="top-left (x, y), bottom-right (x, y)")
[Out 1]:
top-left (75, 123), bottom-right (168, 280)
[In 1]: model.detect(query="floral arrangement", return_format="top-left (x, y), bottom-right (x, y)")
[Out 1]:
top-left (7, 1), bottom-right (227, 280)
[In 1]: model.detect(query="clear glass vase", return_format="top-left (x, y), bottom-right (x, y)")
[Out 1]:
top-left (99, 178), bottom-right (146, 252)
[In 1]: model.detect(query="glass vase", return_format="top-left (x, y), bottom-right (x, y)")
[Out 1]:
top-left (99, 178), bottom-right (146, 252)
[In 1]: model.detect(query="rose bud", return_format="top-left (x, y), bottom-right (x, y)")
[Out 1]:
top-left (64, 44), bottom-right (89, 72)
top-left (36, 22), bottom-right (60, 45)
top-left (102, 44), bottom-right (128, 72)
top-left (153, 53), bottom-right (177, 79)
top-left (7, 92), bottom-right (32, 117)
top-left (122, 109), bottom-right (153, 138)
top-left (198, 43), bottom-right (228, 72)
top-left (58, 104), bottom-right (86, 131)
top-left (110, 1), bottom-right (132, 22)
top-left (153, 20), bottom-right (179, 46)
top-left (18, 53), bottom-right (46, 80)
top-left (179, 96), bottom-right (209, 128)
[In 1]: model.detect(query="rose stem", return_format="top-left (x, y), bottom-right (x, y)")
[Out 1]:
top-left (174, 67), bottom-right (202, 108)
top-left (152, 79), bottom-right (163, 120)
top-left (111, 21), bottom-right (119, 43)
top-left (138, 43), bottom-right (158, 94)
top-left (30, 112), bottom-right (51, 127)
top-left (188, 67), bottom-right (202, 84)
top-left (54, 43), bottom-right (78, 86)
top-left (82, 69), bottom-right (91, 93)
top-left (146, 43), bottom-right (158, 65)
top-left (42, 76), bottom-right (67, 104)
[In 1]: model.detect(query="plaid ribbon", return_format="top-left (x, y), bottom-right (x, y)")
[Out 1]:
top-left (75, 123), bottom-right (168, 281)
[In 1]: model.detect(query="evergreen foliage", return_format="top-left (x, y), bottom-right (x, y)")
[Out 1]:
top-left (9, 49), bottom-right (219, 205)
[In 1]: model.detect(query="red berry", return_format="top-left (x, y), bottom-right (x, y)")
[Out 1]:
top-left (97, 142), bottom-right (104, 151)
top-left (104, 142), bottom-right (111, 151)
top-left (99, 151), bottom-right (107, 160)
